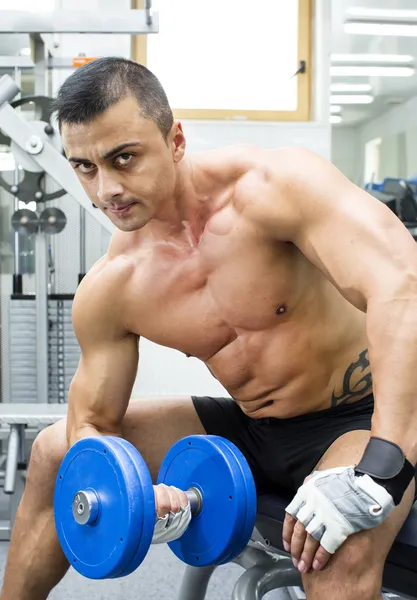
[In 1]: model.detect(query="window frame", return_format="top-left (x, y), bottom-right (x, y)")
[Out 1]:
top-left (132, 0), bottom-right (312, 121)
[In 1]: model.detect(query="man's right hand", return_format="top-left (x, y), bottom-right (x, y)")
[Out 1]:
top-left (153, 484), bottom-right (192, 544)
top-left (154, 484), bottom-right (189, 518)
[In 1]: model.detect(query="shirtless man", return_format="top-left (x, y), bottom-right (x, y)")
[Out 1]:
top-left (1, 57), bottom-right (417, 600)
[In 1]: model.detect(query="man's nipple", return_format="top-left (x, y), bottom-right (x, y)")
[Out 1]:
top-left (275, 303), bottom-right (287, 316)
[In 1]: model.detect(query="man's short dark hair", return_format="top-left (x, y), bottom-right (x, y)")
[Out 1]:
top-left (54, 57), bottom-right (174, 139)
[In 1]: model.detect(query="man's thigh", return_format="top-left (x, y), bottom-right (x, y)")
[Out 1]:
top-left (302, 430), bottom-right (415, 593)
top-left (121, 396), bottom-right (206, 481)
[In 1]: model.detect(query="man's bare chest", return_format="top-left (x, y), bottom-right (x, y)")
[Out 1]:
top-left (125, 223), bottom-right (305, 360)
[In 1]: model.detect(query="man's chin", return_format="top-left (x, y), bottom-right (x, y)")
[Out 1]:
top-left (113, 217), bottom-right (149, 233)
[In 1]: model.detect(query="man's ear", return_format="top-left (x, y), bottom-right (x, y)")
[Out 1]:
top-left (172, 120), bottom-right (186, 162)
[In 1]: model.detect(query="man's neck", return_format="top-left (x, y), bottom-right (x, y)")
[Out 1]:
top-left (149, 157), bottom-right (212, 244)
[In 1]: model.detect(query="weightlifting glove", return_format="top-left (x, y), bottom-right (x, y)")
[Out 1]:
top-left (286, 437), bottom-right (416, 554)
top-left (285, 466), bottom-right (395, 553)
top-left (153, 502), bottom-right (192, 544)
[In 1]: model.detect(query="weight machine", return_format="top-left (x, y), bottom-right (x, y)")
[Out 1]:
top-left (0, 4), bottom-right (158, 540)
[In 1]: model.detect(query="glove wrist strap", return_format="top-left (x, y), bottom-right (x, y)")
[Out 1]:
top-left (354, 437), bottom-right (415, 505)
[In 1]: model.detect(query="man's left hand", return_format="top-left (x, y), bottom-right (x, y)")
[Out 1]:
top-left (282, 466), bottom-right (395, 573)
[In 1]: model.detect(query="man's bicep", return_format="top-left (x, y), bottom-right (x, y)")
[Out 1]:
top-left (268, 149), bottom-right (417, 308)
top-left (67, 260), bottom-right (139, 442)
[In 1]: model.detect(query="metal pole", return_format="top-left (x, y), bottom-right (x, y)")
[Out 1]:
top-left (176, 566), bottom-right (217, 600)
top-left (145, 0), bottom-right (153, 26)
top-left (0, 75), bottom-right (20, 107)
top-left (4, 425), bottom-right (20, 494)
top-left (12, 170), bottom-right (22, 294)
top-left (12, 67), bottom-right (22, 295)
top-left (32, 36), bottom-right (50, 404)
top-left (232, 560), bottom-right (302, 600)
top-left (33, 34), bottom-right (48, 97)
top-left (0, 10), bottom-right (159, 34)
top-left (79, 205), bottom-right (86, 284)
top-left (48, 241), bottom-right (55, 294)
top-left (35, 219), bottom-right (49, 404)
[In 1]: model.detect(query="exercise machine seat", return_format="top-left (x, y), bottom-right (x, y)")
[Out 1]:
top-left (255, 490), bottom-right (417, 598)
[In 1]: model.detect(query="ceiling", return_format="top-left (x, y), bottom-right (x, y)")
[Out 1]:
top-left (331, 0), bottom-right (417, 126)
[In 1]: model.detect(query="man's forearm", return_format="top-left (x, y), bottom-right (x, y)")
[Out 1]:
top-left (366, 290), bottom-right (417, 464)
top-left (66, 421), bottom-right (122, 448)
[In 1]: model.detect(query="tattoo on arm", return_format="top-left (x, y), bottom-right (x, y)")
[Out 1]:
top-left (331, 349), bottom-right (373, 407)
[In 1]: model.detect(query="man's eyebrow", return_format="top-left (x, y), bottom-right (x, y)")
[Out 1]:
top-left (68, 142), bottom-right (143, 163)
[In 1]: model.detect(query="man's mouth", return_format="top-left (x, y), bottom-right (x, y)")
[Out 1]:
top-left (108, 202), bottom-right (136, 215)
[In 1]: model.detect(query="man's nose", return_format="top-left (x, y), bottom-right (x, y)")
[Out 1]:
top-left (96, 170), bottom-right (124, 203)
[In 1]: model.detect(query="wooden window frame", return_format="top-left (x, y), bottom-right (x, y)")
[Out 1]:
top-left (132, 0), bottom-right (312, 121)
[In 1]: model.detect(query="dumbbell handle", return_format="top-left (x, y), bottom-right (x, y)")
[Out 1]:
top-left (185, 487), bottom-right (203, 515)
top-left (72, 486), bottom-right (203, 527)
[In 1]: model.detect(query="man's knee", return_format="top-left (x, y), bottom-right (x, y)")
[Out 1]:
top-left (28, 419), bottom-right (68, 480)
top-left (304, 535), bottom-right (382, 599)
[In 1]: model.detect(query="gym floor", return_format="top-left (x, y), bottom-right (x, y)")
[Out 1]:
top-left (0, 483), bottom-right (287, 599)
top-left (0, 543), bottom-right (249, 599)
top-left (0, 484), bottom-right (280, 600)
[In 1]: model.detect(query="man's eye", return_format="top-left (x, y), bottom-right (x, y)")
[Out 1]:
top-left (78, 163), bottom-right (95, 174)
top-left (115, 153), bottom-right (133, 167)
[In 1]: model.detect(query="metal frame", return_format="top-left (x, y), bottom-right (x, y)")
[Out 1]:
top-left (0, 404), bottom-right (68, 539)
top-left (176, 538), bottom-right (417, 599)
top-left (0, 73), bottom-right (114, 407)
top-left (175, 547), bottom-right (303, 600)
top-left (0, 57), bottom-right (35, 69)
top-left (0, 56), bottom-right (139, 72)
top-left (1, 424), bottom-right (31, 541)
top-left (0, 10), bottom-right (159, 34)
top-left (0, 75), bottom-right (114, 235)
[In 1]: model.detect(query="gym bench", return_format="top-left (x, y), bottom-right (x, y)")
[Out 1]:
top-left (0, 404), bottom-right (67, 540)
top-left (178, 489), bottom-right (417, 600)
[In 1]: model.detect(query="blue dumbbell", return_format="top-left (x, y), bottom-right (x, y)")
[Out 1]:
top-left (54, 435), bottom-right (257, 579)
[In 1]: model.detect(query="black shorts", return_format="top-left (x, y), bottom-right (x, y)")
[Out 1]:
top-left (192, 393), bottom-right (378, 495)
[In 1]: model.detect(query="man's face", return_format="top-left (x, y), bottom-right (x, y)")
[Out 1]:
top-left (61, 96), bottom-right (185, 232)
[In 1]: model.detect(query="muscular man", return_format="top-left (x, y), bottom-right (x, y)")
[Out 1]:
top-left (1, 57), bottom-right (417, 600)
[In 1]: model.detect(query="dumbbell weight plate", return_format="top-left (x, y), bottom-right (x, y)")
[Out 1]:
top-left (104, 437), bottom-right (156, 578)
top-left (54, 436), bottom-right (155, 579)
top-left (210, 437), bottom-right (258, 565)
top-left (157, 435), bottom-right (257, 567)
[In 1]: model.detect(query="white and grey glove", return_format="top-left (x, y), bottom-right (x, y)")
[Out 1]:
top-left (153, 502), bottom-right (192, 544)
top-left (286, 466), bottom-right (395, 554)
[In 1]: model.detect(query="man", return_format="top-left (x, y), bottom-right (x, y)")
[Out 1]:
top-left (1, 56), bottom-right (417, 600)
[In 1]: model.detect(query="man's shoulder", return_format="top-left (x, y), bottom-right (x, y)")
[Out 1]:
top-left (192, 144), bottom-right (263, 180)
top-left (227, 146), bottom-right (323, 239)
top-left (73, 252), bottom-right (136, 327)
top-left (231, 145), bottom-right (320, 202)
top-left (192, 144), bottom-right (317, 191)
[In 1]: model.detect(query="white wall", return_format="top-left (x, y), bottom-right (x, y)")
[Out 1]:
top-left (358, 94), bottom-right (417, 183)
top-left (331, 125), bottom-right (362, 184)
top-left (405, 128), bottom-right (417, 180)
top-left (379, 132), bottom-right (407, 181)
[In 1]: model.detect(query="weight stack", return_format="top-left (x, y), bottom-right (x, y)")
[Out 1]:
top-left (9, 295), bottom-right (80, 403)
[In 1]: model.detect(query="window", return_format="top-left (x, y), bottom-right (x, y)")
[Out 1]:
top-left (133, 0), bottom-right (312, 120)
top-left (364, 137), bottom-right (381, 185)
